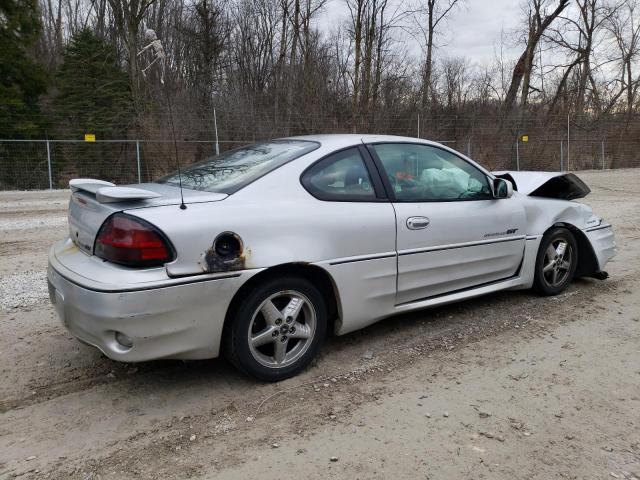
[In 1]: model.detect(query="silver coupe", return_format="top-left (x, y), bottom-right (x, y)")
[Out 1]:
top-left (47, 135), bottom-right (616, 380)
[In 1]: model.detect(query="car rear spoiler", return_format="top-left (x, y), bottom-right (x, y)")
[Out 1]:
top-left (69, 179), bottom-right (162, 203)
top-left (492, 171), bottom-right (590, 200)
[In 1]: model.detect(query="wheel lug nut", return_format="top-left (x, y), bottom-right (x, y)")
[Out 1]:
top-left (272, 330), bottom-right (279, 337)
top-left (281, 335), bottom-right (288, 342)
top-left (286, 316), bottom-right (293, 323)
top-left (289, 327), bottom-right (296, 334)
top-left (275, 318), bottom-right (282, 325)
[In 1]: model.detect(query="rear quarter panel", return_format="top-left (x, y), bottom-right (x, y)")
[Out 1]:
top-left (130, 147), bottom-right (398, 276)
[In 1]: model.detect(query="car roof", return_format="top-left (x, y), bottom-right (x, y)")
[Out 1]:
top-left (281, 134), bottom-right (445, 151)
top-left (278, 133), bottom-right (492, 178)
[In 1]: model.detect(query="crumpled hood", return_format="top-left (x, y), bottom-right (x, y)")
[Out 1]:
top-left (493, 171), bottom-right (590, 200)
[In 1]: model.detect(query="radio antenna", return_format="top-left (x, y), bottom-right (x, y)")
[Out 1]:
top-left (165, 88), bottom-right (187, 210)
top-left (138, 28), bottom-right (186, 210)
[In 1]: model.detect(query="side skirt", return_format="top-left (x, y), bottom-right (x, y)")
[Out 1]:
top-left (393, 275), bottom-right (528, 314)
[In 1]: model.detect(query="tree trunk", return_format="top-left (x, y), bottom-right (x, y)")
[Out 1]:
top-left (421, 2), bottom-right (434, 109)
top-left (351, 0), bottom-right (364, 132)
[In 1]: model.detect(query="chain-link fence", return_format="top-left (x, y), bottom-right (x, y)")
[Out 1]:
top-left (0, 139), bottom-right (248, 190)
top-left (0, 134), bottom-right (638, 190)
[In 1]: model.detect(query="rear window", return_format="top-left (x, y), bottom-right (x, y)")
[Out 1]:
top-left (158, 140), bottom-right (319, 193)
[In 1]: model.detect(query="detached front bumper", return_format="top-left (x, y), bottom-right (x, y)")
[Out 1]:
top-left (584, 223), bottom-right (617, 271)
top-left (47, 239), bottom-right (253, 361)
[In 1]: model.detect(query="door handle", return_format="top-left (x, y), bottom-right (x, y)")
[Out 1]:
top-left (406, 216), bottom-right (430, 230)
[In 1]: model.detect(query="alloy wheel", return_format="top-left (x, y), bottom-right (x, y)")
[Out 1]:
top-left (542, 238), bottom-right (573, 288)
top-left (247, 290), bottom-right (317, 368)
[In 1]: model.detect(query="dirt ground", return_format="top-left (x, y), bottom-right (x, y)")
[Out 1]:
top-left (0, 169), bottom-right (638, 480)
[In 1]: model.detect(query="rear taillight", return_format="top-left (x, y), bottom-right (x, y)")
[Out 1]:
top-left (94, 213), bottom-right (175, 267)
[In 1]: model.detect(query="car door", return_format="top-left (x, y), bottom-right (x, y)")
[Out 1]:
top-left (367, 142), bottom-right (526, 305)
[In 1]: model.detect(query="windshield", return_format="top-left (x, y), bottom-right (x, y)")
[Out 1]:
top-left (158, 140), bottom-right (320, 193)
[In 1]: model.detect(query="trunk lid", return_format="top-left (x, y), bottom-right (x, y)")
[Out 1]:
top-left (68, 181), bottom-right (226, 255)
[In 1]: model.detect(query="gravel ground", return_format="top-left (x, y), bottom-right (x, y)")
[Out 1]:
top-left (0, 270), bottom-right (48, 310)
top-left (0, 217), bottom-right (67, 232)
top-left (0, 171), bottom-right (638, 480)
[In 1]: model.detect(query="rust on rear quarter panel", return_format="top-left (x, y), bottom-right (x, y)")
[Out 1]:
top-left (200, 232), bottom-right (249, 272)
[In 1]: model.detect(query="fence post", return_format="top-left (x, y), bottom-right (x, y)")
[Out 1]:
top-left (467, 137), bottom-right (471, 157)
top-left (136, 140), bottom-right (141, 183)
top-left (417, 114), bottom-right (420, 138)
top-left (214, 107), bottom-right (220, 155)
top-left (46, 140), bottom-right (53, 189)
top-left (515, 139), bottom-right (520, 171)
top-left (567, 113), bottom-right (570, 171)
top-left (560, 140), bottom-right (564, 171)
top-left (601, 140), bottom-right (605, 170)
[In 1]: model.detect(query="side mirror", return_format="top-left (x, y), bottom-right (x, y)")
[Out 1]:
top-left (493, 178), bottom-right (513, 199)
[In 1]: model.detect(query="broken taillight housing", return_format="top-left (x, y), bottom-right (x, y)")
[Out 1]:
top-left (94, 213), bottom-right (175, 267)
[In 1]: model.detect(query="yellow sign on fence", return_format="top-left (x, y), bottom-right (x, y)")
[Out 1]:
top-left (84, 133), bottom-right (96, 142)
top-left (521, 135), bottom-right (529, 143)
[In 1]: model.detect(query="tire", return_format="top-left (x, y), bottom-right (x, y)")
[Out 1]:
top-left (223, 275), bottom-right (327, 382)
top-left (533, 227), bottom-right (578, 296)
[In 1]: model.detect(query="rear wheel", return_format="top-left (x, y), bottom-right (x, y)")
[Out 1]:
top-left (533, 227), bottom-right (578, 296)
top-left (224, 276), bottom-right (327, 381)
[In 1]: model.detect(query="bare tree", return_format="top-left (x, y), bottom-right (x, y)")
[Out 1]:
top-left (504, 0), bottom-right (569, 110)
top-left (107, 0), bottom-right (158, 98)
top-left (606, 0), bottom-right (640, 112)
top-left (414, 0), bottom-right (462, 109)
top-left (439, 56), bottom-right (469, 110)
top-left (546, 0), bottom-right (616, 115)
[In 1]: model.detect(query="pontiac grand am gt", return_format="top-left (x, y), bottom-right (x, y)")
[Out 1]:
top-left (47, 135), bottom-right (616, 381)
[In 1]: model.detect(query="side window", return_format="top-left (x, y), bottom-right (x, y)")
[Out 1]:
top-left (301, 148), bottom-right (377, 201)
top-left (371, 143), bottom-right (493, 201)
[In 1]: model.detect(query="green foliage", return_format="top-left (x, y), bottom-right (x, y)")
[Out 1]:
top-left (0, 0), bottom-right (47, 138)
top-left (54, 28), bottom-right (135, 139)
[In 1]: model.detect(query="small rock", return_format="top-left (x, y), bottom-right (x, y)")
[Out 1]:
top-left (246, 416), bottom-right (255, 422)
top-left (425, 413), bottom-right (431, 418)
top-left (495, 435), bottom-right (505, 442)
top-left (175, 446), bottom-right (182, 451)
top-left (480, 431), bottom-right (494, 439)
top-left (26, 455), bottom-right (37, 461)
top-left (478, 411), bottom-right (491, 418)
top-left (610, 473), bottom-right (620, 479)
top-left (565, 434), bottom-right (574, 440)
top-left (296, 448), bottom-right (306, 454)
top-left (330, 456), bottom-right (339, 462)
top-left (329, 414), bottom-right (337, 420)
top-left (603, 446), bottom-right (614, 452)
top-left (323, 383), bottom-right (329, 388)
top-left (330, 378), bottom-right (337, 383)
top-left (443, 412), bottom-right (449, 418)
top-left (189, 434), bottom-right (196, 441)
top-left (127, 367), bottom-right (138, 375)
top-left (272, 443), bottom-right (280, 448)
top-left (363, 351), bottom-right (374, 360)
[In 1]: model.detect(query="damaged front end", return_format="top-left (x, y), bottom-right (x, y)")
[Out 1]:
top-left (493, 171), bottom-right (590, 200)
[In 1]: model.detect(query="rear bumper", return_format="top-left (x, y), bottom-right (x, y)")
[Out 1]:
top-left (47, 241), bottom-right (253, 361)
top-left (584, 224), bottom-right (616, 271)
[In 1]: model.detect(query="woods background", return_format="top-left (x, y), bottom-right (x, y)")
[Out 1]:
top-left (1, 0), bottom-right (639, 189)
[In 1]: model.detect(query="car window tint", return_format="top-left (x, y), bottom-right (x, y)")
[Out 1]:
top-left (158, 140), bottom-right (319, 193)
top-left (302, 148), bottom-right (376, 201)
top-left (371, 143), bottom-right (492, 201)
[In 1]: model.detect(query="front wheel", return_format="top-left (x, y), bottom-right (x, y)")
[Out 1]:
top-left (533, 227), bottom-right (578, 296)
top-left (223, 276), bottom-right (327, 381)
